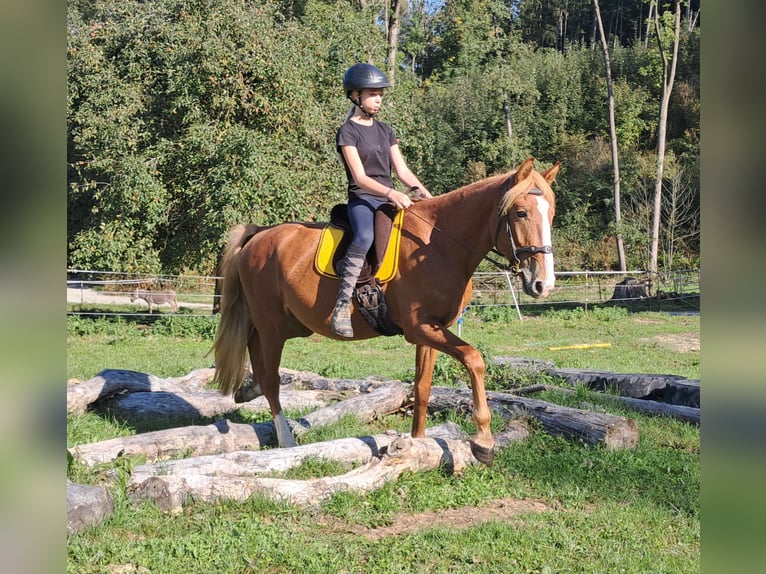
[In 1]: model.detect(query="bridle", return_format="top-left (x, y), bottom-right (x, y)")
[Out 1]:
top-left (485, 188), bottom-right (553, 275)
top-left (405, 187), bottom-right (553, 276)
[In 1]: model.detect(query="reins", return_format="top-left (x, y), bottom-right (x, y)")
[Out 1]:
top-left (405, 192), bottom-right (553, 275)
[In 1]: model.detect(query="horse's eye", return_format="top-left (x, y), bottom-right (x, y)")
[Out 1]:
top-left (516, 210), bottom-right (527, 218)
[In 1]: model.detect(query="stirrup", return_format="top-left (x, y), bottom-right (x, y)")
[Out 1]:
top-left (331, 299), bottom-right (354, 338)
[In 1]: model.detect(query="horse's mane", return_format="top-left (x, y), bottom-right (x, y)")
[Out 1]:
top-left (498, 169), bottom-right (556, 215)
top-left (439, 168), bottom-right (556, 216)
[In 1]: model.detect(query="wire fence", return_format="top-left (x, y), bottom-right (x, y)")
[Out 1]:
top-left (66, 267), bottom-right (700, 318)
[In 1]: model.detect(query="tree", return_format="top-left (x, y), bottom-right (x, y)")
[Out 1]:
top-left (648, 0), bottom-right (681, 275)
top-left (593, 0), bottom-right (626, 271)
top-left (386, 0), bottom-right (403, 84)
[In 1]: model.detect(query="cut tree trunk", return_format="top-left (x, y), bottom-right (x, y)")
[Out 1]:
top-left (69, 382), bottom-right (411, 466)
top-left (292, 381), bottom-right (410, 436)
top-left (512, 383), bottom-right (699, 425)
top-left (428, 386), bottom-right (639, 450)
top-left (128, 422), bottom-right (528, 511)
top-left (68, 368), bottom-right (396, 418)
top-left (67, 368), bottom-right (216, 413)
top-left (70, 418), bottom-right (277, 467)
top-left (93, 388), bottom-right (343, 420)
top-left (67, 480), bottom-right (114, 535)
top-left (547, 366), bottom-right (699, 407)
top-left (129, 422), bottom-right (470, 483)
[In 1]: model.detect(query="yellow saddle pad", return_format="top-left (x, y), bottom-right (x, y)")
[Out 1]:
top-left (314, 208), bottom-right (405, 284)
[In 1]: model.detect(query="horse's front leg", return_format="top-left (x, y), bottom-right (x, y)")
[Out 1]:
top-left (412, 344), bottom-right (439, 438)
top-left (407, 322), bottom-right (494, 465)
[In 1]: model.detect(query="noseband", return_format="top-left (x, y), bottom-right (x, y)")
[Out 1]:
top-left (485, 188), bottom-right (553, 275)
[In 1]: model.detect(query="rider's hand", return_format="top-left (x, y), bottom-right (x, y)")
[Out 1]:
top-left (409, 186), bottom-right (432, 200)
top-left (387, 188), bottom-right (412, 209)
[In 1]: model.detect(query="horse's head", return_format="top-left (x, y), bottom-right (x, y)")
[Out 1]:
top-left (496, 158), bottom-right (558, 298)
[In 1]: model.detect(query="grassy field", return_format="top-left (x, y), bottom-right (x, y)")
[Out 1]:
top-left (67, 303), bottom-right (700, 573)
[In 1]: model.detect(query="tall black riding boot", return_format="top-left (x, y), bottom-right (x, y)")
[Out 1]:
top-left (331, 242), bottom-right (368, 338)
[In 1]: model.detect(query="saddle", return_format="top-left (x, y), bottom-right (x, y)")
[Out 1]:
top-left (315, 203), bottom-right (404, 284)
top-left (314, 203), bottom-right (404, 336)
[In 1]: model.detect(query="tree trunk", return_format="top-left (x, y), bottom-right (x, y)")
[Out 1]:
top-left (67, 480), bottom-right (114, 535)
top-left (512, 383), bottom-right (699, 425)
top-left (293, 382), bottom-right (410, 436)
top-left (649, 0), bottom-right (681, 274)
top-left (69, 381), bottom-right (411, 466)
top-left (387, 0), bottom-right (400, 85)
top-left (428, 386), bottom-right (639, 450)
top-left (503, 93), bottom-right (513, 141)
top-left (594, 0), bottom-right (626, 271)
top-left (129, 422), bottom-right (471, 485)
top-left (127, 423), bottom-right (528, 511)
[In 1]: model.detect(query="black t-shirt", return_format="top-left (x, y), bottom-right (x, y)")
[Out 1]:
top-left (336, 119), bottom-right (397, 200)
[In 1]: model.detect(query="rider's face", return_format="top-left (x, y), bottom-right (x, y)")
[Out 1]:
top-left (357, 88), bottom-right (384, 114)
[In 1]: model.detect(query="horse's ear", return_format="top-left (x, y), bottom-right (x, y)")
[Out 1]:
top-left (542, 162), bottom-right (560, 184)
top-left (514, 157), bottom-right (535, 183)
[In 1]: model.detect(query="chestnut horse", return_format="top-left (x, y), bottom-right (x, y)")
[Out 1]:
top-left (212, 157), bottom-right (558, 464)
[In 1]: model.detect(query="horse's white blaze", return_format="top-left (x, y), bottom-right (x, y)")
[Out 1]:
top-left (274, 411), bottom-right (297, 448)
top-left (535, 195), bottom-right (555, 293)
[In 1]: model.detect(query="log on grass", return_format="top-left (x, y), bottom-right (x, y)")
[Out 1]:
top-left (94, 387), bottom-right (342, 420)
top-left (128, 423), bottom-right (528, 511)
top-left (513, 383), bottom-right (700, 425)
top-left (69, 382), bottom-right (411, 466)
top-left (292, 381), bottom-right (410, 436)
top-left (69, 418), bottom-right (277, 467)
top-left (128, 426), bottom-right (505, 511)
top-left (129, 422), bottom-right (470, 484)
top-left (547, 366), bottom-right (694, 402)
top-left (67, 368), bottom-right (216, 414)
top-left (278, 368), bottom-right (394, 393)
top-left (428, 386), bottom-right (638, 450)
top-left (67, 480), bottom-right (113, 535)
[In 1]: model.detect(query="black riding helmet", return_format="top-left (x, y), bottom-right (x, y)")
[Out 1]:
top-left (343, 63), bottom-right (390, 98)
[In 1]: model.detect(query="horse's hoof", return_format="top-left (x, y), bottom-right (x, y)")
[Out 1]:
top-left (234, 384), bottom-right (261, 403)
top-left (469, 441), bottom-right (495, 466)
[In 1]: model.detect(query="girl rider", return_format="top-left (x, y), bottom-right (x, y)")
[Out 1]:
top-left (331, 63), bottom-right (432, 337)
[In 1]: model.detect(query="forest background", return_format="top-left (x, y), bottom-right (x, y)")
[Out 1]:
top-left (67, 0), bottom-right (700, 277)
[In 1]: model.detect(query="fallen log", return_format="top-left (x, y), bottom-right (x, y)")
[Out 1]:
top-left (67, 480), bottom-right (113, 535)
top-left (278, 368), bottom-right (393, 393)
top-left (69, 418), bottom-right (277, 467)
top-left (428, 386), bottom-right (638, 450)
top-left (128, 423), bottom-right (527, 511)
top-left (491, 357), bottom-right (700, 408)
top-left (292, 381), bottom-right (410, 436)
top-left (129, 422), bottom-right (471, 484)
top-left (69, 381), bottom-right (411, 466)
top-left (512, 383), bottom-right (700, 425)
top-left (67, 368), bottom-right (216, 414)
top-left (92, 387), bottom-right (342, 420)
top-left (546, 366), bottom-right (698, 405)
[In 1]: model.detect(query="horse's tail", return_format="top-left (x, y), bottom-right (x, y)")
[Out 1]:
top-left (211, 223), bottom-right (260, 396)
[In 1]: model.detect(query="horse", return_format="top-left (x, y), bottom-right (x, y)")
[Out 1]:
top-left (212, 157), bottom-right (558, 464)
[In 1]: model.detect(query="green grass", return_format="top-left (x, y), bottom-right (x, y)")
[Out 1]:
top-left (67, 304), bottom-right (699, 382)
top-left (67, 305), bottom-right (700, 573)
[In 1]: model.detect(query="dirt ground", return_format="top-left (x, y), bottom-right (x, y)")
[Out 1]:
top-left (316, 497), bottom-right (556, 540)
top-left (648, 332), bottom-right (700, 353)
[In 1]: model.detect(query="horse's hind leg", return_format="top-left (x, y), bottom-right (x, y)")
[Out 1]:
top-left (246, 329), bottom-right (296, 448)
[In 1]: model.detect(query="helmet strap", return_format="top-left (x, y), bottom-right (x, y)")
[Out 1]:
top-left (350, 94), bottom-right (377, 119)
